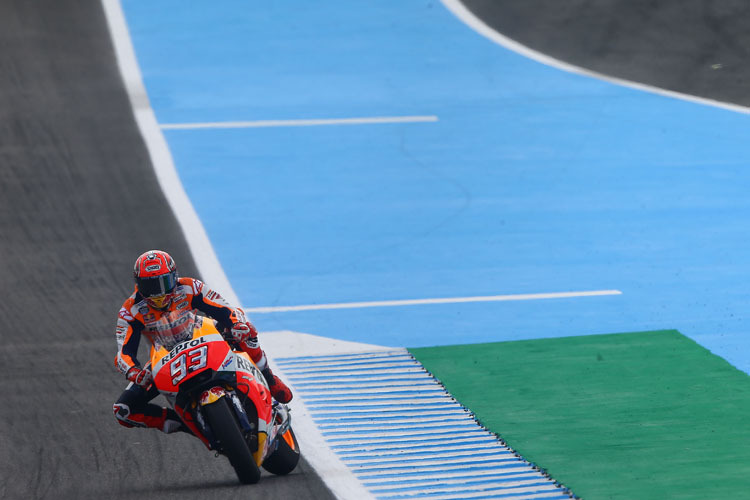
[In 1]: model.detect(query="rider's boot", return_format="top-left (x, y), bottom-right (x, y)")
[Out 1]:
top-left (161, 408), bottom-right (193, 435)
top-left (261, 366), bottom-right (293, 404)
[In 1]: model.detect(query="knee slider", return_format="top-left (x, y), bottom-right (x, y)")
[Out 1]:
top-left (113, 403), bottom-right (135, 428)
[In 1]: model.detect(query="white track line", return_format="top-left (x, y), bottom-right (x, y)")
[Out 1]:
top-left (160, 115), bottom-right (439, 129)
top-left (100, 0), bottom-right (239, 307)
top-left (441, 0), bottom-right (750, 116)
top-left (247, 289), bottom-right (622, 313)
top-left (101, 3), bottom-right (374, 499)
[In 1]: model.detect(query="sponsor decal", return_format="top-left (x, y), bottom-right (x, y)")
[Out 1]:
top-left (175, 301), bottom-right (189, 310)
top-left (145, 264), bottom-right (161, 272)
top-left (221, 356), bottom-right (234, 369)
top-left (117, 358), bottom-right (130, 373)
top-left (233, 308), bottom-right (247, 323)
top-left (162, 337), bottom-right (206, 363)
top-left (236, 355), bottom-right (254, 374)
top-left (118, 308), bottom-right (134, 322)
top-left (138, 306), bottom-right (150, 315)
top-left (199, 386), bottom-right (225, 405)
top-left (144, 313), bottom-right (155, 321)
top-left (115, 325), bottom-right (128, 343)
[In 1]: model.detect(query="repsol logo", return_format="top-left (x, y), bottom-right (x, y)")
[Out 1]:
top-left (163, 337), bottom-right (205, 362)
top-left (236, 356), bottom-right (254, 373)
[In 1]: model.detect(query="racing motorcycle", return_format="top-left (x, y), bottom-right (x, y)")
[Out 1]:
top-left (146, 309), bottom-right (300, 483)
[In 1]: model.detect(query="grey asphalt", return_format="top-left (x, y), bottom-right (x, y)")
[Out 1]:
top-left (0, 1), bottom-right (332, 499)
top-left (461, 0), bottom-right (750, 107)
top-left (1, 0), bottom-right (748, 499)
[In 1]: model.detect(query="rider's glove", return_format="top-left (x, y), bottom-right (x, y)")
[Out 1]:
top-left (231, 321), bottom-right (256, 342)
top-left (126, 366), bottom-right (153, 388)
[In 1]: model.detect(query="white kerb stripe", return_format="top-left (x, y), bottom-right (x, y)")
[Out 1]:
top-left (363, 470), bottom-right (537, 485)
top-left (334, 435), bottom-right (496, 450)
top-left (342, 449), bottom-right (513, 465)
top-left (355, 460), bottom-right (535, 478)
top-left (385, 485), bottom-right (565, 500)
top-left (160, 115), bottom-right (439, 130)
top-left (247, 289), bottom-right (622, 313)
top-left (338, 441), bottom-right (500, 454)
top-left (370, 477), bottom-right (549, 493)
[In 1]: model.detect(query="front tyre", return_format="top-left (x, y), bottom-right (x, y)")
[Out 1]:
top-left (262, 427), bottom-right (300, 475)
top-left (203, 397), bottom-right (261, 484)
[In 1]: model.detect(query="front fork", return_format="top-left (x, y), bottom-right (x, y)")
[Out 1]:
top-left (183, 386), bottom-right (290, 463)
top-left (266, 401), bottom-right (293, 454)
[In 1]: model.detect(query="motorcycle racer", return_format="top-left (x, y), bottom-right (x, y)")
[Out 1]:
top-left (112, 249), bottom-right (292, 433)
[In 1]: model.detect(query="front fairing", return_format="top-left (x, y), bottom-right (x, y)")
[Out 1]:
top-left (150, 317), bottom-right (229, 395)
top-left (149, 315), bottom-right (282, 464)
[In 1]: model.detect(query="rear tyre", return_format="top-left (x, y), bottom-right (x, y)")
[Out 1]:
top-left (203, 397), bottom-right (261, 484)
top-left (262, 427), bottom-right (301, 475)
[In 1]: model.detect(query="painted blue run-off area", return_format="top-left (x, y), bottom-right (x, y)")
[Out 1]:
top-left (275, 350), bottom-right (573, 499)
top-left (122, 1), bottom-right (750, 373)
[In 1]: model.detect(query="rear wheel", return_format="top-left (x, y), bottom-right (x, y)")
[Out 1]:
top-left (262, 427), bottom-right (300, 475)
top-left (202, 397), bottom-right (261, 484)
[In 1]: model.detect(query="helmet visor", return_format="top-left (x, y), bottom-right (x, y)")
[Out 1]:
top-left (137, 272), bottom-right (177, 298)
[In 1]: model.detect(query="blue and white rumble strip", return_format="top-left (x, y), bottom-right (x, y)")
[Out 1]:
top-left (275, 349), bottom-right (575, 499)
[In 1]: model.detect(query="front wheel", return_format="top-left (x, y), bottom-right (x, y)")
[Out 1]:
top-left (202, 397), bottom-right (261, 484)
top-left (262, 427), bottom-right (300, 475)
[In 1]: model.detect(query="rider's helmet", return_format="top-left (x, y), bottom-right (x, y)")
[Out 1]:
top-left (133, 250), bottom-right (178, 310)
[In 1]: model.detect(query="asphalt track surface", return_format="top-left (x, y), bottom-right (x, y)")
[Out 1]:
top-left (1, 1), bottom-right (748, 499)
top-left (0, 1), bottom-right (332, 499)
top-left (462, 0), bottom-right (750, 107)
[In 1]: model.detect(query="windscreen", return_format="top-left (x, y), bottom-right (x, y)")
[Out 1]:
top-left (150, 309), bottom-right (198, 350)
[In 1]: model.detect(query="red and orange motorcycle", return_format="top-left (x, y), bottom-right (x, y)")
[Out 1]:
top-left (147, 309), bottom-right (300, 483)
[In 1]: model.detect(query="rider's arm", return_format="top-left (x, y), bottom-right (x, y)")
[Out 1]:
top-left (185, 278), bottom-right (248, 332)
top-left (114, 307), bottom-right (144, 374)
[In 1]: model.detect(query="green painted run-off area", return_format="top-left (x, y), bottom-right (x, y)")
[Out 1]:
top-left (410, 330), bottom-right (750, 499)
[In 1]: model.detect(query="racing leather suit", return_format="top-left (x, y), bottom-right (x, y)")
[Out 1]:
top-left (112, 277), bottom-right (279, 431)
